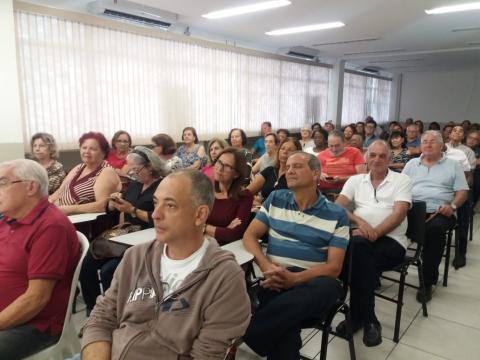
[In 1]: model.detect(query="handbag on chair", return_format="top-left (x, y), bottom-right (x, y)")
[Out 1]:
top-left (90, 222), bottom-right (141, 260)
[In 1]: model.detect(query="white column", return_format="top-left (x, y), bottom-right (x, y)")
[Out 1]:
top-left (388, 73), bottom-right (403, 123)
top-left (0, 0), bottom-right (24, 161)
top-left (327, 59), bottom-right (345, 129)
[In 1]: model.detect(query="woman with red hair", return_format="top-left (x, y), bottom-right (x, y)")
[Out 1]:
top-left (49, 132), bottom-right (121, 215)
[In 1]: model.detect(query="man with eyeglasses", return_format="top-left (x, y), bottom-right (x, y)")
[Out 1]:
top-left (0, 159), bottom-right (80, 359)
top-left (335, 140), bottom-right (411, 347)
top-left (402, 130), bottom-right (468, 302)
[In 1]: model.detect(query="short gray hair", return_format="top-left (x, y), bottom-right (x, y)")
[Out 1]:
top-left (329, 129), bottom-right (345, 142)
top-left (366, 139), bottom-right (392, 160)
top-left (0, 159), bottom-right (49, 196)
top-left (127, 146), bottom-right (170, 178)
top-left (168, 169), bottom-right (215, 212)
top-left (288, 151), bottom-right (321, 171)
top-left (421, 130), bottom-right (443, 145)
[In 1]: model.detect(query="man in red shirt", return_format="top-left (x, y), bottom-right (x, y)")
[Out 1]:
top-left (318, 130), bottom-right (367, 192)
top-left (0, 159), bottom-right (80, 359)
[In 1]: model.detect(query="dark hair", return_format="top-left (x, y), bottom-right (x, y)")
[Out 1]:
top-left (342, 124), bottom-right (357, 136)
top-left (388, 131), bottom-right (406, 148)
top-left (30, 132), bottom-right (59, 160)
top-left (443, 124), bottom-right (453, 131)
top-left (276, 128), bottom-right (290, 137)
top-left (262, 121), bottom-right (272, 128)
top-left (312, 128), bottom-right (329, 142)
top-left (213, 147), bottom-right (249, 200)
top-left (151, 133), bottom-right (177, 155)
top-left (414, 120), bottom-right (424, 133)
top-left (311, 122), bottom-right (321, 131)
top-left (264, 132), bottom-right (279, 145)
top-left (428, 121), bottom-right (441, 130)
top-left (182, 127), bottom-right (199, 144)
top-left (111, 130), bottom-right (132, 150)
top-left (228, 128), bottom-right (247, 147)
top-left (365, 118), bottom-right (377, 128)
top-left (273, 137), bottom-right (302, 169)
top-left (79, 132), bottom-right (110, 158)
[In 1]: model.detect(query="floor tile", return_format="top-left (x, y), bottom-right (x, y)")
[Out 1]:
top-left (387, 343), bottom-right (450, 360)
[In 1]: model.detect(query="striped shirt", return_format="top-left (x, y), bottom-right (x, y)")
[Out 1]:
top-left (58, 161), bottom-right (109, 206)
top-left (256, 189), bottom-right (349, 269)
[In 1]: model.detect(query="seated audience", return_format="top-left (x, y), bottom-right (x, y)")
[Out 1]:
top-left (242, 151), bottom-right (349, 359)
top-left (276, 128), bottom-right (290, 143)
top-left (380, 121), bottom-right (402, 140)
top-left (202, 137), bottom-right (228, 182)
top-left (466, 130), bottom-right (480, 204)
top-left (49, 132), bottom-right (121, 215)
top-left (305, 128), bottom-right (329, 155)
top-left (251, 121), bottom-right (272, 158)
top-left (0, 159), bottom-right (80, 359)
top-left (335, 140), bottom-right (411, 347)
top-left (318, 130), bottom-right (367, 192)
top-left (363, 118), bottom-right (380, 147)
top-left (428, 121), bottom-right (441, 131)
top-left (79, 146), bottom-right (169, 315)
top-left (462, 120), bottom-right (472, 133)
top-left (447, 125), bottom-right (476, 174)
top-left (176, 126), bottom-right (206, 170)
top-left (414, 120), bottom-right (424, 134)
top-left (81, 170), bottom-right (251, 359)
top-left (405, 124), bottom-right (421, 157)
top-left (404, 118), bottom-right (414, 128)
top-left (402, 131), bottom-right (469, 302)
top-left (205, 148), bottom-right (254, 244)
top-left (389, 131), bottom-right (411, 172)
top-left (252, 132), bottom-right (278, 174)
top-left (106, 130), bottom-right (131, 177)
top-left (311, 122), bottom-right (322, 132)
top-left (442, 124), bottom-right (454, 143)
top-left (247, 137), bottom-right (302, 201)
top-left (299, 123), bottom-right (314, 149)
top-left (30, 132), bottom-right (66, 194)
top-left (228, 127), bottom-right (252, 164)
top-left (343, 124), bottom-right (356, 144)
top-left (151, 133), bottom-right (183, 171)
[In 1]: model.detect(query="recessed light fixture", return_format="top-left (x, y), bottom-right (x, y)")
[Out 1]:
top-left (266, 22), bottom-right (345, 36)
top-left (202, 0), bottom-right (291, 19)
top-left (425, 2), bottom-right (480, 14)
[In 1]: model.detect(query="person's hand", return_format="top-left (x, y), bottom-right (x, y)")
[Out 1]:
top-left (227, 218), bottom-right (242, 229)
top-left (437, 204), bottom-right (454, 217)
top-left (261, 262), bottom-right (298, 291)
top-left (111, 197), bottom-right (134, 214)
top-left (356, 220), bottom-right (378, 241)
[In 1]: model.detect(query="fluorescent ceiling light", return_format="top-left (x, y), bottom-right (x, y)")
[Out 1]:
top-left (266, 22), bottom-right (345, 36)
top-left (425, 2), bottom-right (480, 14)
top-left (202, 0), bottom-right (290, 19)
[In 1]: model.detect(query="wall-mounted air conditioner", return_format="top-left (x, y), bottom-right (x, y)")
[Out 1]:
top-left (87, 0), bottom-right (178, 29)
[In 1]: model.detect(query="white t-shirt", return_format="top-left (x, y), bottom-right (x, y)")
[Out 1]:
top-left (160, 238), bottom-right (209, 296)
top-left (445, 146), bottom-right (470, 172)
top-left (340, 170), bottom-right (412, 249)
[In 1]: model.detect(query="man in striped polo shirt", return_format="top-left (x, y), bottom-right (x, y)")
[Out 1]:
top-left (243, 151), bottom-right (349, 360)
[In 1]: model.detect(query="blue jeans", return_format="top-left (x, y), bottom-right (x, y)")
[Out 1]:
top-left (244, 275), bottom-right (342, 360)
top-left (0, 324), bottom-right (59, 359)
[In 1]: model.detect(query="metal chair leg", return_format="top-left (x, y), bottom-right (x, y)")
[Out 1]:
top-left (393, 270), bottom-right (406, 343)
top-left (443, 231), bottom-right (452, 287)
top-left (417, 259), bottom-right (428, 317)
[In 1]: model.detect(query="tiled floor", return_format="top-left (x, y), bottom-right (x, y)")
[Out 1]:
top-left (73, 214), bottom-right (480, 360)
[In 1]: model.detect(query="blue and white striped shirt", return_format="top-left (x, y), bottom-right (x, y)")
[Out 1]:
top-left (256, 189), bottom-right (349, 269)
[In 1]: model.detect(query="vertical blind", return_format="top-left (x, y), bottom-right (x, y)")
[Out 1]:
top-left (15, 11), bottom-right (330, 150)
top-left (342, 72), bottom-right (391, 126)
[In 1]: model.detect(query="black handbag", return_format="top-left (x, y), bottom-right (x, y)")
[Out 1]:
top-left (90, 222), bottom-right (141, 260)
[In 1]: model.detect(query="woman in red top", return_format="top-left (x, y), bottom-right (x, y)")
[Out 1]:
top-left (106, 130), bottom-right (131, 177)
top-left (205, 147), bottom-right (253, 245)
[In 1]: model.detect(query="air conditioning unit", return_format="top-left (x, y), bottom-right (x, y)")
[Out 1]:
top-left (281, 46), bottom-right (320, 61)
top-left (87, 0), bottom-right (178, 29)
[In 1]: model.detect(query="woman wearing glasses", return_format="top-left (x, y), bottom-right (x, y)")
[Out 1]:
top-left (80, 146), bottom-right (169, 315)
top-left (205, 147), bottom-right (253, 245)
top-left (106, 130), bottom-right (132, 177)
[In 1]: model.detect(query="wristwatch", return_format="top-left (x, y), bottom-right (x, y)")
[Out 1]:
top-left (450, 202), bottom-right (457, 211)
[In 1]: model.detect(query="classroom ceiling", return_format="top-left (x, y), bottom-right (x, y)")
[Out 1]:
top-left (22, 0), bottom-right (480, 74)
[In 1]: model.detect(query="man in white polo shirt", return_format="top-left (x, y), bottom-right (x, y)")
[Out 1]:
top-left (335, 140), bottom-right (412, 347)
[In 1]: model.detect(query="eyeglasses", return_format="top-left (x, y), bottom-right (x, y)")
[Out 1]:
top-left (0, 179), bottom-right (29, 189)
top-left (215, 159), bottom-right (235, 172)
top-left (129, 166), bottom-right (144, 174)
top-left (116, 140), bottom-right (130, 144)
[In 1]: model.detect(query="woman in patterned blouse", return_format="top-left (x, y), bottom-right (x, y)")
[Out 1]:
top-left (30, 132), bottom-right (66, 194)
top-left (49, 132), bottom-right (121, 215)
top-left (176, 127), bottom-right (207, 169)
top-left (151, 133), bottom-right (183, 171)
top-left (388, 130), bottom-right (411, 172)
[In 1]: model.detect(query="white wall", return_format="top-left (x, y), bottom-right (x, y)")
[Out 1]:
top-left (0, 0), bottom-right (24, 160)
top-left (399, 69), bottom-right (480, 124)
